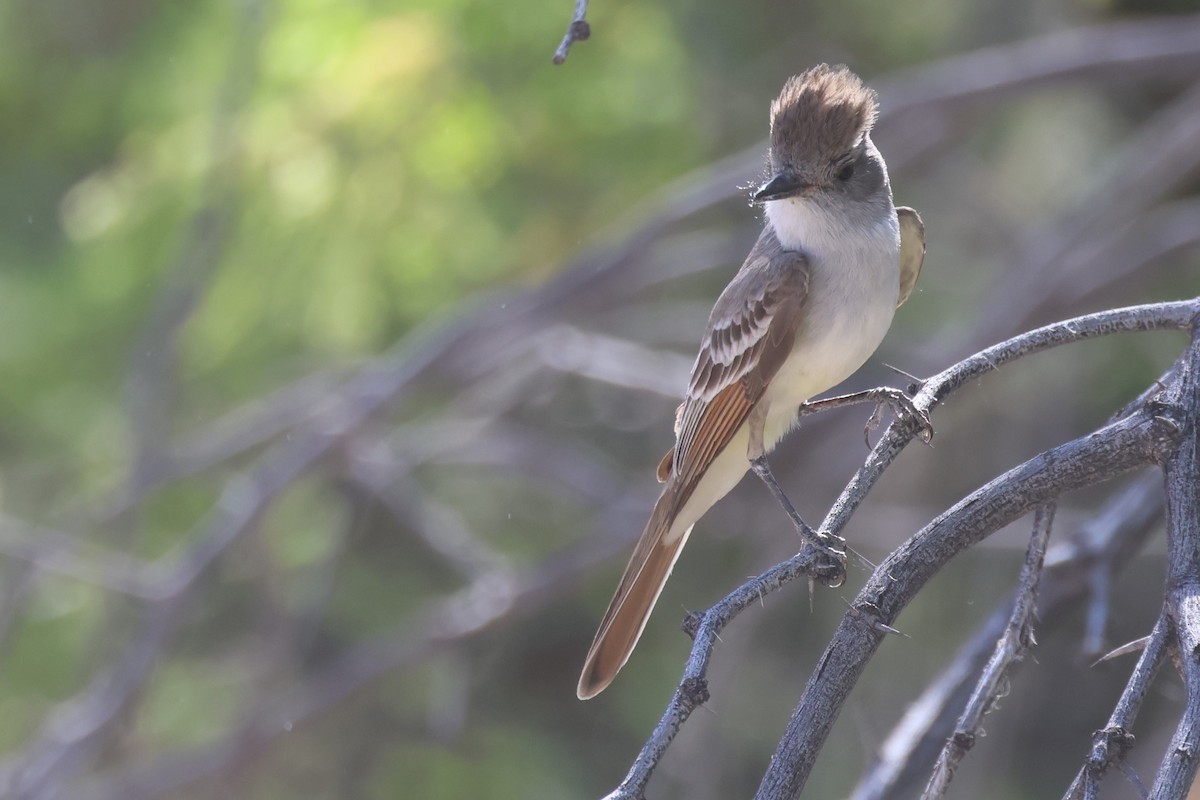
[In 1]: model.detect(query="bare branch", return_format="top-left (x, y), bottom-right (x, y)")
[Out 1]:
top-left (599, 300), bottom-right (1199, 800)
top-left (922, 503), bottom-right (1055, 798)
top-left (1063, 614), bottom-right (1169, 800)
top-left (601, 545), bottom-right (844, 800)
top-left (120, 0), bottom-right (268, 499)
top-left (851, 469), bottom-right (1164, 800)
top-left (823, 300), bottom-right (1199, 540)
top-left (754, 399), bottom-right (1178, 799)
top-left (95, 368), bottom-right (345, 521)
top-left (552, 0), bottom-right (590, 64)
top-left (62, 515), bottom-right (643, 800)
top-left (0, 517), bottom-right (159, 599)
top-left (1150, 318), bottom-right (1200, 797)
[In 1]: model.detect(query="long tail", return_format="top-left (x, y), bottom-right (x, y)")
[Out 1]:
top-left (577, 484), bottom-right (692, 700)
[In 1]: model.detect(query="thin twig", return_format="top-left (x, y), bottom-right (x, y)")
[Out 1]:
top-left (822, 300), bottom-right (1199, 543)
top-left (552, 0), bottom-right (590, 64)
top-left (1062, 614), bottom-right (1170, 800)
top-left (120, 0), bottom-right (267, 499)
top-left (922, 503), bottom-right (1055, 798)
top-left (0, 517), bottom-right (159, 599)
top-left (600, 543), bottom-right (843, 800)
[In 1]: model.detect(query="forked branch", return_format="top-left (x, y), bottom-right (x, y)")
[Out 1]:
top-left (601, 299), bottom-right (1199, 800)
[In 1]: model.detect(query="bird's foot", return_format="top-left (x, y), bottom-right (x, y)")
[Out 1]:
top-left (797, 385), bottom-right (933, 446)
top-left (748, 455), bottom-right (845, 559)
top-left (861, 386), bottom-right (933, 447)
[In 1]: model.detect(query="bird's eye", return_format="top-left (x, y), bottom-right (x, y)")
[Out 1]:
top-left (836, 161), bottom-right (856, 182)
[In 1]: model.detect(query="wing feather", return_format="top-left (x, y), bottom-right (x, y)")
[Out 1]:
top-left (666, 229), bottom-right (809, 504)
top-left (896, 206), bottom-right (925, 308)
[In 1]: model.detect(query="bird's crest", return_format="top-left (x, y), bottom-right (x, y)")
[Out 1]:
top-left (770, 64), bottom-right (878, 163)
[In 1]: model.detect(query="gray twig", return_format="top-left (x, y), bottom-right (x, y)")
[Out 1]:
top-left (823, 300), bottom-right (1197, 542)
top-left (552, 0), bottom-right (590, 64)
top-left (600, 545), bottom-right (843, 800)
top-left (922, 503), bottom-right (1056, 798)
top-left (1062, 614), bottom-right (1169, 800)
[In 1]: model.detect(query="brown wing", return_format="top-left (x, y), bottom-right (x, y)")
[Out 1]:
top-left (669, 228), bottom-right (810, 503)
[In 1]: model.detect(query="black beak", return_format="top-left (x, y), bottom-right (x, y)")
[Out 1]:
top-left (753, 171), bottom-right (811, 203)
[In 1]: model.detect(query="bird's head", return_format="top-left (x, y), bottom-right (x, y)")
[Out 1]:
top-left (754, 64), bottom-right (886, 208)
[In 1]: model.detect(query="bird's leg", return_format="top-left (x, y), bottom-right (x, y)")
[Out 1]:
top-left (746, 405), bottom-right (842, 554)
top-left (798, 386), bottom-right (933, 447)
top-left (749, 454), bottom-right (814, 538)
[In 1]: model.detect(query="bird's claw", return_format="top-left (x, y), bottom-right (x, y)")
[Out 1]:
top-left (863, 387), bottom-right (933, 446)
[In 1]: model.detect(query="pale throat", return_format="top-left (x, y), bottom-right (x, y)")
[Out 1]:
top-left (764, 194), bottom-right (898, 262)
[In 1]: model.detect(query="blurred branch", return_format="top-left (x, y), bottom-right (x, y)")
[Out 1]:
top-left (120, 0), bottom-right (270, 497)
top-left (948, 78), bottom-right (1200, 356)
top-left (345, 454), bottom-right (506, 580)
top-left (72, 17), bottom-right (1200, 535)
top-left (922, 503), bottom-right (1055, 798)
top-left (63, 509), bottom-right (642, 800)
top-left (0, 593), bottom-right (186, 800)
top-left (4, 315), bottom-right (664, 800)
top-left (879, 15), bottom-right (1200, 118)
top-left (0, 420), bottom-right (346, 796)
top-left (98, 368), bottom-right (346, 521)
top-left (0, 9), bottom-right (273, 795)
top-left (0, 561), bottom-right (41, 662)
top-left (535, 325), bottom-right (691, 399)
top-left (0, 517), bottom-right (159, 599)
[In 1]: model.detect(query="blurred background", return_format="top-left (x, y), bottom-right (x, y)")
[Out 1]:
top-left (1, 0), bottom-right (1199, 797)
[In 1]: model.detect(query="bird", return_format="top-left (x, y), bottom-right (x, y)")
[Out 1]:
top-left (577, 64), bottom-right (926, 700)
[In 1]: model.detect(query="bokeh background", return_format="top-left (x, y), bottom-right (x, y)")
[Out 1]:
top-left (2, 0), bottom-right (1199, 798)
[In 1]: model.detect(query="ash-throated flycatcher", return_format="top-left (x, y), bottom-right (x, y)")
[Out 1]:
top-left (577, 64), bottom-right (926, 699)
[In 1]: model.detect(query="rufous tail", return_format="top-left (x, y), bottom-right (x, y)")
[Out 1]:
top-left (577, 485), bottom-right (692, 700)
